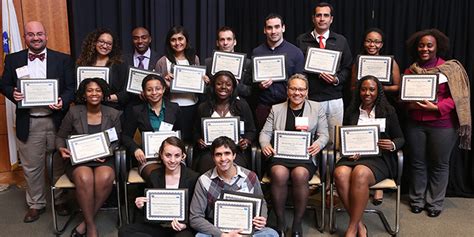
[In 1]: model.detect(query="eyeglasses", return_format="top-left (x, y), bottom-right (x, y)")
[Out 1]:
top-left (288, 87), bottom-right (307, 93)
top-left (97, 40), bottom-right (113, 47)
top-left (25, 32), bottom-right (46, 38)
top-left (364, 39), bottom-right (383, 45)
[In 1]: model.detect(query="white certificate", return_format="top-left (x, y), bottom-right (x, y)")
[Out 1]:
top-left (340, 125), bottom-right (379, 156)
top-left (67, 132), bottom-right (111, 165)
top-left (145, 189), bottom-right (187, 222)
top-left (76, 66), bottom-right (109, 88)
top-left (252, 55), bottom-right (286, 82)
top-left (126, 67), bottom-right (161, 94)
top-left (211, 51), bottom-right (246, 79)
top-left (202, 117), bottom-right (239, 145)
top-left (142, 131), bottom-right (181, 158)
top-left (304, 47), bottom-right (341, 75)
top-left (214, 200), bottom-right (253, 235)
top-left (222, 191), bottom-right (263, 217)
top-left (18, 79), bottom-right (58, 108)
top-left (400, 74), bottom-right (438, 101)
top-left (357, 55), bottom-right (393, 83)
top-left (273, 131), bottom-right (311, 160)
top-left (171, 65), bottom-right (206, 93)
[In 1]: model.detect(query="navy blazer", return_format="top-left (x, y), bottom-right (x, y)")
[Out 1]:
top-left (123, 49), bottom-right (160, 71)
top-left (2, 49), bottom-right (75, 142)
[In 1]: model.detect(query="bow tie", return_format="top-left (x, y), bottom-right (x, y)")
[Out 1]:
top-left (29, 53), bottom-right (45, 61)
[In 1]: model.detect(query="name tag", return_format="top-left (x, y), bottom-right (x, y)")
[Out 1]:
top-left (295, 117), bottom-right (309, 131)
top-left (16, 66), bottom-right (30, 78)
top-left (159, 122), bottom-right (174, 131)
top-left (105, 127), bottom-right (118, 142)
top-left (438, 73), bottom-right (448, 84)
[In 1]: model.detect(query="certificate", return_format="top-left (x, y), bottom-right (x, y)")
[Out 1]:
top-left (252, 55), bottom-right (286, 82)
top-left (145, 189), bottom-right (187, 222)
top-left (340, 125), bottom-right (379, 156)
top-left (400, 74), bottom-right (438, 101)
top-left (126, 67), bottom-right (161, 94)
top-left (304, 47), bottom-right (341, 75)
top-left (221, 190), bottom-right (263, 217)
top-left (171, 65), bottom-right (206, 93)
top-left (66, 132), bottom-right (111, 165)
top-left (211, 51), bottom-right (246, 79)
top-left (76, 66), bottom-right (109, 88)
top-left (357, 55), bottom-right (393, 83)
top-left (214, 200), bottom-right (254, 235)
top-left (273, 131), bottom-right (311, 160)
top-left (17, 79), bottom-right (58, 108)
top-left (142, 131), bottom-right (181, 158)
top-left (202, 117), bottom-right (239, 145)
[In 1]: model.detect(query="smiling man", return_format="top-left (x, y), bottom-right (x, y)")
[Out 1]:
top-left (124, 27), bottom-right (160, 70)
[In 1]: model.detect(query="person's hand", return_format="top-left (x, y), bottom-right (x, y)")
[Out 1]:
top-left (416, 100), bottom-right (438, 111)
top-left (108, 94), bottom-right (118, 102)
top-left (378, 139), bottom-right (394, 151)
top-left (239, 138), bottom-right (251, 150)
top-left (348, 153), bottom-right (361, 161)
top-left (49, 97), bottom-right (63, 110)
top-left (164, 73), bottom-right (174, 87)
top-left (202, 75), bottom-right (210, 84)
top-left (135, 197), bottom-right (147, 209)
top-left (59, 147), bottom-right (71, 159)
top-left (319, 73), bottom-right (337, 84)
top-left (95, 158), bottom-right (106, 163)
top-left (221, 230), bottom-right (242, 237)
top-left (134, 149), bottom-right (147, 165)
top-left (171, 219), bottom-right (187, 231)
top-left (13, 87), bottom-right (24, 102)
top-left (252, 216), bottom-right (267, 230)
top-left (262, 145), bottom-right (275, 157)
top-left (197, 139), bottom-right (208, 149)
top-left (259, 79), bottom-right (273, 89)
top-left (307, 142), bottom-right (321, 157)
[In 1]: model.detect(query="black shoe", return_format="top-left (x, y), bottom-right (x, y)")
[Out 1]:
top-left (292, 231), bottom-right (302, 237)
top-left (427, 209), bottom-right (441, 217)
top-left (70, 224), bottom-right (86, 237)
top-left (410, 205), bottom-right (423, 214)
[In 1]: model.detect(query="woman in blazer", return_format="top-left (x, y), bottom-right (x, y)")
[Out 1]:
top-left (259, 73), bottom-right (328, 236)
top-left (56, 78), bottom-right (122, 237)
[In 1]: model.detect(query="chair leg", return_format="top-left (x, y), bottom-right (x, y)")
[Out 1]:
top-left (51, 187), bottom-right (77, 235)
top-left (116, 181), bottom-right (122, 227)
top-left (314, 183), bottom-right (325, 232)
top-left (124, 182), bottom-right (130, 224)
top-left (329, 183), bottom-right (337, 234)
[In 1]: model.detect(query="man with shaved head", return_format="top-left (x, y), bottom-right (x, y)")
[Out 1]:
top-left (1, 21), bottom-right (75, 222)
top-left (124, 27), bottom-right (160, 70)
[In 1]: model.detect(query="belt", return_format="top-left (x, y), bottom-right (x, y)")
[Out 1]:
top-left (30, 114), bottom-right (52, 118)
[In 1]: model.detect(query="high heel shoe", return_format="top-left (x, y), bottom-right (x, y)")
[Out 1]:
top-left (70, 224), bottom-right (86, 237)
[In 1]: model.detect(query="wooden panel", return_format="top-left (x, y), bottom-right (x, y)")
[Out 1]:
top-left (0, 105), bottom-right (6, 134)
top-left (0, 136), bottom-right (11, 172)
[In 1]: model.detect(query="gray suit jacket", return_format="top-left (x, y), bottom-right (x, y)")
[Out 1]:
top-left (123, 49), bottom-right (160, 71)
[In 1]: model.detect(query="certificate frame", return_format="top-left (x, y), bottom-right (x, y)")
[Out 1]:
top-left (126, 67), bottom-right (161, 94)
top-left (356, 55), bottom-right (393, 83)
top-left (66, 132), bottom-right (112, 165)
top-left (400, 74), bottom-right (438, 101)
top-left (340, 125), bottom-right (380, 157)
top-left (273, 130), bottom-right (311, 161)
top-left (221, 190), bottom-right (263, 217)
top-left (145, 188), bottom-right (187, 223)
top-left (17, 78), bottom-right (58, 108)
top-left (304, 47), bottom-right (341, 75)
top-left (252, 54), bottom-right (287, 82)
top-left (76, 66), bottom-right (110, 88)
top-left (202, 117), bottom-right (240, 145)
top-left (171, 65), bottom-right (206, 94)
top-left (142, 131), bottom-right (181, 158)
top-left (214, 200), bottom-right (254, 235)
top-left (211, 51), bottom-right (246, 79)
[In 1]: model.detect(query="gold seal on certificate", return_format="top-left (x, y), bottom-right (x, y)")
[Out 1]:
top-left (142, 131), bottom-right (181, 158)
top-left (304, 47), bottom-right (341, 75)
top-left (76, 66), bottom-right (110, 88)
top-left (211, 51), bottom-right (246, 79)
top-left (126, 67), bottom-right (161, 94)
top-left (214, 200), bottom-right (254, 235)
top-left (252, 54), bottom-right (286, 82)
top-left (340, 125), bottom-right (380, 156)
top-left (221, 190), bottom-right (263, 217)
top-left (66, 132), bottom-right (112, 165)
top-left (400, 74), bottom-right (438, 101)
top-left (171, 65), bottom-right (206, 93)
top-left (273, 131), bottom-right (311, 160)
top-left (17, 78), bottom-right (58, 108)
top-left (202, 117), bottom-right (239, 145)
top-left (357, 55), bottom-right (393, 83)
top-left (145, 189), bottom-right (187, 222)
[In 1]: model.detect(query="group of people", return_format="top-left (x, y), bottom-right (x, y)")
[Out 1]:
top-left (0, 2), bottom-right (471, 237)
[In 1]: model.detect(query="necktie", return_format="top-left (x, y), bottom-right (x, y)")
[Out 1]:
top-left (137, 55), bottom-right (146, 69)
top-left (318, 36), bottom-right (325, 49)
top-left (28, 53), bottom-right (45, 61)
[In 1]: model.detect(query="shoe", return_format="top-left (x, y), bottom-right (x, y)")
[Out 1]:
top-left (55, 203), bottom-right (71, 216)
top-left (427, 209), bottom-right (441, 217)
top-left (410, 205), bottom-right (423, 214)
top-left (70, 224), bottom-right (86, 237)
top-left (23, 207), bottom-right (46, 223)
top-left (372, 198), bottom-right (383, 206)
top-left (291, 231), bottom-right (302, 237)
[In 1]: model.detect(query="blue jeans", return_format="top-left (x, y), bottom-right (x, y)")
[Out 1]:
top-left (196, 227), bottom-right (279, 237)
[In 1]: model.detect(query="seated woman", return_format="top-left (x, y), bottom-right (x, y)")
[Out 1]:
top-left (259, 73), bottom-right (328, 236)
top-left (121, 74), bottom-right (181, 182)
top-left (334, 75), bottom-right (405, 237)
top-left (193, 70), bottom-right (256, 174)
top-left (56, 78), bottom-right (122, 237)
top-left (119, 136), bottom-right (200, 237)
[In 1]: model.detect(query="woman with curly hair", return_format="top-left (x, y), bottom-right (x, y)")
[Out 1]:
top-left (77, 28), bottom-right (129, 110)
top-left (56, 78), bottom-right (122, 237)
top-left (404, 29), bottom-right (471, 217)
top-left (334, 75), bottom-right (404, 237)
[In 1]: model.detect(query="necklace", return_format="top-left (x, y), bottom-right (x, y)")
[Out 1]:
top-left (290, 108), bottom-right (303, 118)
top-left (215, 104), bottom-right (230, 117)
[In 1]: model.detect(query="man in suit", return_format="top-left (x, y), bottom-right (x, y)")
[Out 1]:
top-left (1, 21), bottom-right (75, 222)
top-left (123, 27), bottom-right (160, 71)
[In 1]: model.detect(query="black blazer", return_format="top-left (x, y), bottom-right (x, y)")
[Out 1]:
top-left (121, 100), bottom-right (181, 155)
top-left (2, 49), bottom-right (75, 142)
top-left (123, 49), bottom-right (160, 71)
